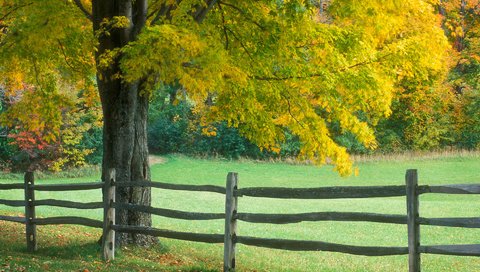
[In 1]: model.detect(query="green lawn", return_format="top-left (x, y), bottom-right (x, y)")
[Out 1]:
top-left (1, 154), bottom-right (479, 271)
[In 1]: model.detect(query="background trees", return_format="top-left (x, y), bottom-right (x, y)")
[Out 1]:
top-left (441, 0), bottom-right (480, 149)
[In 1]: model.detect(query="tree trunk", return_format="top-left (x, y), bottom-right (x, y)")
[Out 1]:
top-left (92, 0), bottom-right (156, 246)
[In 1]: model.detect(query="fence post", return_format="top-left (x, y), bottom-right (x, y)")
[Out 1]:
top-left (103, 168), bottom-right (116, 261)
top-left (24, 171), bottom-right (37, 252)
top-left (406, 169), bottom-right (420, 272)
top-left (224, 172), bottom-right (238, 272)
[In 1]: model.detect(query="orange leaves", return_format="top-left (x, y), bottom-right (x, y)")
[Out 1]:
top-left (8, 131), bottom-right (51, 153)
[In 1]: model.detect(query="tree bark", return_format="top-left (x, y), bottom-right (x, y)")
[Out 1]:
top-left (92, 0), bottom-right (156, 246)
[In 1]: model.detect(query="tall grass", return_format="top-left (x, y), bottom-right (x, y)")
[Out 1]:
top-left (352, 148), bottom-right (480, 163)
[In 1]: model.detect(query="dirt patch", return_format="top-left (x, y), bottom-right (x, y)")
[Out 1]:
top-left (149, 155), bottom-right (166, 165)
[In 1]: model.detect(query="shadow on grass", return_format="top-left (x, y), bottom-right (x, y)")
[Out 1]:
top-left (24, 241), bottom-right (102, 260)
top-left (173, 267), bottom-right (219, 272)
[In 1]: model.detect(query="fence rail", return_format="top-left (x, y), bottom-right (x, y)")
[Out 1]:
top-left (115, 181), bottom-right (226, 194)
top-left (113, 202), bottom-right (224, 220)
top-left (0, 199), bottom-right (25, 207)
top-left (0, 183), bottom-right (23, 190)
top-left (111, 225), bottom-right (225, 244)
top-left (235, 211), bottom-right (408, 224)
top-left (418, 217), bottom-right (480, 228)
top-left (236, 235), bottom-right (409, 256)
top-left (427, 184), bottom-right (480, 194)
top-left (235, 185), bottom-right (408, 199)
top-left (32, 217), bottom-right (103, 228)
top-left (32, 182), bottom-right (104, 191)
top-left (420, 244), bottom-right (480, 256)
top-left (0, 169), bottom-right (479, 272)
top-left (34, 199), bottom-right (103, 209)
top-left (0, 215), bottom-right (26, 223)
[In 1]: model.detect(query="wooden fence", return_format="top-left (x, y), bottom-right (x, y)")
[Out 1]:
top-left (0, 169), bottom-right (479, 272)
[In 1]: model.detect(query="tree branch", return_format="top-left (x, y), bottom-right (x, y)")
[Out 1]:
top-left (224, 26), bottom-right (255, 62)
top-left (132, 0), bottom-right (147, 38)
top-left (252, 53), bottom-right (393, 81)
top-left (146, 1), bottom-right (165, 20)
top-left (252, 73), bottom-right (324, 81)
top-left (218, 1), bottom-right (266, 30)
top-left (73, 0), bottom-right (92, 21)
top-left (151, 0), bottom-right (182, 25)
top-left (150, 0), bottom-right (217, 25)
top-left (0, 2), bottom-right (33, 22)
top-left (338, 53), bottom-right (393, 71)
top-left (56, 39), bottom-right (79, 72)
top-left (193, 0), bottom-right (218, 23)
top-left (280, 93), bottom-right (306, 129)
top-left (31, 58), bottom-right (41, 89)
top-left (217, 2), bottom-right (229, 50)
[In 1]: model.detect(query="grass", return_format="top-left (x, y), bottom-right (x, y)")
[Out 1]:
top-left (1, 154), bottom-right (480, 271)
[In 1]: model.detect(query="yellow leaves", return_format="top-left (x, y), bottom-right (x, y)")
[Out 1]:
top-left (293, 118), bottom-right (354, 176)
top-left (96, 16), bottom-right (130, 38)
top-left (201, 126), bottom-right (217, 137)
top-left (97, 49), bottom-right (121, 70)
top-left (121, 24), bottom-right (207, 84)
top-left (120, 24), bottom-right (242, 106)
top-left (273, 115), bottom-right (291, 126)
top-left (199, 115), bottom-right (217, 137)
top-left (450, 26), bottom-right (465, 38)
top-left (0, 0), bottom-right (96, 103)
top-left (1, 59), bottom-right (25, 91)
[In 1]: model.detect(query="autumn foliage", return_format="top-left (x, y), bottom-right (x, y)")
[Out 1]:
top-left (0, 0), bottom-right (478, 175)
top-left (0, 79), bottom-right (101, 172)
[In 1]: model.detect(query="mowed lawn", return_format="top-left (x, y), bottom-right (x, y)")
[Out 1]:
top-left (0, 154), bottom-right (479, 271)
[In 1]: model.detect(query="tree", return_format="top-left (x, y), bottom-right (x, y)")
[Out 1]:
top-left (0, 0), bottom-right (448, 246)
top-left (0, 82), bottom-right (101, 171)
top-left (438, 0), bottom-right (480, 148)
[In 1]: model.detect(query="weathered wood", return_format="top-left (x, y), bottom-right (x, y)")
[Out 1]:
top-left (224, 172), bottom-right (238, 272)
top-left (102, 169), bottom-right (115, 261)
top-left (0, 183), bottom-right (24, 190)
top-left (115, 181), bottom-right (226, 194)
top-left (420, 244), bottom-right (480, 256)
top-left (34, 199), bottom-right (103, 209)
top-left (32, 182), bottom-right (104, 191)
top-left (419, 217), bottom-right (480, 228)
top-left (416, 185), bottom-right (431, 195)
top-left (0, 199), bottom-right (25, 207)
top-left (112, 225), bottom-right (224, 243)
top-left (236, 212), bottom-right (407, 224)
top-left (32, 217), bottom-right (103, 228)
top-left (427, 184), bottom-right (480, 194)
top-left (235, 185), bottom-right (406, 199)
top-left (236, 236), bottom-right (408, 256)
top-left (114, 203), bottom-right (224, 220)
top-left (406, 169), bottom-right (420, 272)
top-left (24, 172), bottom-right (37, 252)
top-left (223, 172), bottom-right (238, 272)
top-left (0, 215), bottom-right (26, 223)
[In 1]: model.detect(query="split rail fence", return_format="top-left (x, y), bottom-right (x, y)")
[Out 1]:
top-left (0, 169), bottom-right (479, 272)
